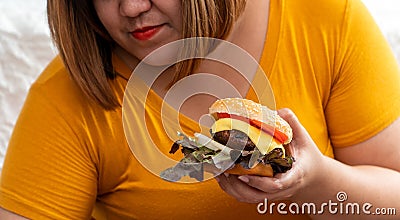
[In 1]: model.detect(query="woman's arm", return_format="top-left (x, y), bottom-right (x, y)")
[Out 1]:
top-left (0, 81), bottom-right (98, 219)
top-left (298, 118), bottom-right (400, 220)
top-left (334, 118), bottom-right (400, 171)
top-left (216, 109), bottom-right (400, 220)
top-left (0, 207), bottom-right (28, 220)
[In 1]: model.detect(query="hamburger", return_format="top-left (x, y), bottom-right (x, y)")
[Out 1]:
top-left (160, 98), bottom-right (294, 182)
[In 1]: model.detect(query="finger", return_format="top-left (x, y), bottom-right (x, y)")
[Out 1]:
top-left (235, 174), bottom-right (299, 201)
top-left (237, 175), bottom-right (283, 194)
top-left (216, 174), bottom-right (246, 199)
top-left (262, 185), bottom-right (298, 201)
top-left (273, 165), bottom-right (304, 189)
top-left (238, 174), bottom-right (301, 201)
top-left (217, 174), bottom-right (268, 203)
top-left (277, 108), bottom-right (300, 129)
top-left (240, 163), bottom-right (304, 193)
top-left (277, 108), bottom-right (310, 143)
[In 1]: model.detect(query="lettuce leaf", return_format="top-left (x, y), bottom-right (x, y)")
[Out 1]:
top-left (160, 132), bottom-right (235, 182)
top-left (159, 132), bottom-right (295, 182)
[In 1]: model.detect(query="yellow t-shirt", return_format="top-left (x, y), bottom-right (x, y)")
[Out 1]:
top-left (1, 0), bottom-right (400, 219)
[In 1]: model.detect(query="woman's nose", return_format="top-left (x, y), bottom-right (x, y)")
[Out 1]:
top-left (120, 0), bottom-right (152, 17)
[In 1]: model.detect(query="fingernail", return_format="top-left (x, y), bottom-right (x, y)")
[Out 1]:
top-left (224, 173), bottom-right (230, 178)
top-left (274, 180), bottom-right (283, 189)
top-left (238, 176), bottom-right (249, 183)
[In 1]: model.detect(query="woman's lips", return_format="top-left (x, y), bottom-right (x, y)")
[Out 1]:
top-left (131, 24), bottom-right (164, 41)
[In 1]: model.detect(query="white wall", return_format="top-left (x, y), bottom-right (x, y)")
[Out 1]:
top-left (0, 0), bottom-right (399, 169)
top-left (363, 0), bottom-right (400, 61)
top-left (0, 0), bottom-right (56, 169)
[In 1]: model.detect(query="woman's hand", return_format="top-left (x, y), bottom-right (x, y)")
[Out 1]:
top-left (215, 108), bottom-right (327, 203)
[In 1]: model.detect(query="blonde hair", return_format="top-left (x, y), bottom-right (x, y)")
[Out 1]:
top-left (47, 0), bottom-right (247, 110)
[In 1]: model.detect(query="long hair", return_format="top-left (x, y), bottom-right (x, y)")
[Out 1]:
top-left (47, 0), bottom-right (247, 110)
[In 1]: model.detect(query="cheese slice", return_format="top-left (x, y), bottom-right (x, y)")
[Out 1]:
top-left (211, 118), bottom-right (285, 155)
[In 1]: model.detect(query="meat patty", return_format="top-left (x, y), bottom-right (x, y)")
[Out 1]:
top-left (212, 130), bottom-right (256, 151)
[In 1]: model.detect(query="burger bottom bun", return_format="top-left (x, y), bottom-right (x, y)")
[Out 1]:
top-left (225, 163), bottom-right (273, 177)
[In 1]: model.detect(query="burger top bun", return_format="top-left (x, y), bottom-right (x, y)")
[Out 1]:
top-left (209, 98), bottom-right (293, 144)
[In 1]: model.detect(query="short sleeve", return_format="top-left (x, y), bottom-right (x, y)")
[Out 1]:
top-left (0, 83), bottom-right (98, 219)
top-left (326, 0), bottom-right (400, 147)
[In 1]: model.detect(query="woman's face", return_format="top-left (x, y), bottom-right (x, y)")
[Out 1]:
top-left (93, 0), bottom-right (183, 62)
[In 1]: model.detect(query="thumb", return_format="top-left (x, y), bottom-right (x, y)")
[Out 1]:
top-left (277, 108), bottom-right (310, 143)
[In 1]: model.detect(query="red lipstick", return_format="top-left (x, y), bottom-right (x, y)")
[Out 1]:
top-left (132, 25), bottom-right (163, 41)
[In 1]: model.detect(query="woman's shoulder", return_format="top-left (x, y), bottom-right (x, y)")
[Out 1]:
top-left (282, 0), bottom-right (349, 18)
top-left (29, 55), bottom-right (98, 112)
top-left (34, 55), bottom-right (78, 93)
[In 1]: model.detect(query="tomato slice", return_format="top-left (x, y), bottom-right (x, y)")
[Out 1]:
top-left (216, 112), bottom-right (287, 144)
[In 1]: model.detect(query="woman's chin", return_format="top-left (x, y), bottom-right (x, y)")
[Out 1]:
top-left (140, 43), bottom-right (182, 67)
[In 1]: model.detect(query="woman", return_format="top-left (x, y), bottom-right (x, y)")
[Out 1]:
top-left (1, 0), bottom-right (399, 219)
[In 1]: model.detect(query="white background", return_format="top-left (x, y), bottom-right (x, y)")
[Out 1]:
top-left (0, 0), bottom-right (399, 169)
